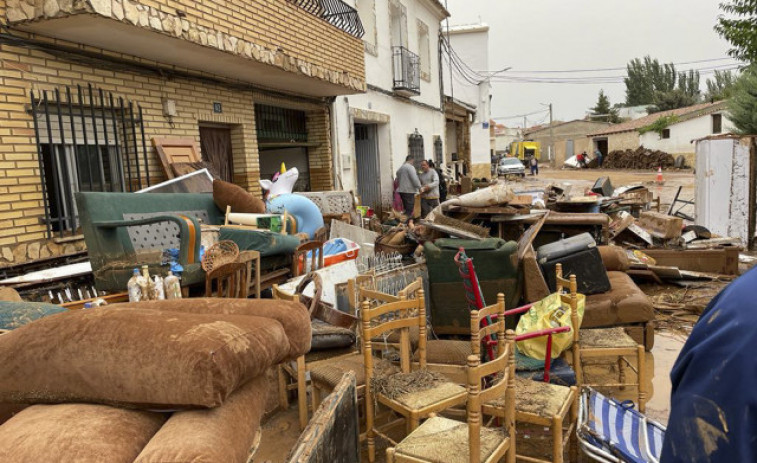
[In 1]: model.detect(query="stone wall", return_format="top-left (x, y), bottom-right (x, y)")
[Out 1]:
top-left (5, 0), bottom-right (366, 93)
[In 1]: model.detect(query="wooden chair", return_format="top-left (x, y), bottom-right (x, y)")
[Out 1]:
top-left (557, 264), bottom-right (646, 413)
top-left (306, 278), bottom-right (424, 431)
top-left (479, 298), bottom-right (578, 463)
top-left (204, 261), bottom-right (248, 298)
top-left (292, 241), bottom-right (324, 278)
top-left (386, 307), bottom-right (516, 463)
top-left (363, 290), bottom-right (468, 463)
top-left (272, 284), bottom-right (309, 431)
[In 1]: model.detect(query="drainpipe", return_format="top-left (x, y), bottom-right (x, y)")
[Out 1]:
top-left (327, 97), bottom-right (341, 191)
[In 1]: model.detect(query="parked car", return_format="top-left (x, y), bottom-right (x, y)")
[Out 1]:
top-left (497, 157), bottom-right (526, 177)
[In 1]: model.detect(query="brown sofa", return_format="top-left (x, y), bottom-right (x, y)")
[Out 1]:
top-left (522, 245), bottom-right (655, 350)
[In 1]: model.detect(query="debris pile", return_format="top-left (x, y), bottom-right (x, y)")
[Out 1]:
top-left (603, 147), bottom-right (675, 170)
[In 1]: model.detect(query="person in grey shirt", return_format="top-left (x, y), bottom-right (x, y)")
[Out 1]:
top-left (396, 154), bottom-right (421, 216)
top-left (419, 159), bottom-right (440, 218)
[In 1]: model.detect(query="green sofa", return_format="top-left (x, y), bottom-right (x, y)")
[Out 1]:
top-left (76, 192), bottom-right (299, 292)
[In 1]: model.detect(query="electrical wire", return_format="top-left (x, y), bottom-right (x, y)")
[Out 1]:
top-left (441, 36), bottom-right (742, 85)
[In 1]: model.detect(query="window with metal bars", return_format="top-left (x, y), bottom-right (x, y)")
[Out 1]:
top-left (254, 104), bottom-right (308, 143)
top-left (433, 136), bottom-right (443, 166)
top-left (30, 85), bottom-right (149, 237)
top-left (408, 130), bottom-right (424, 169)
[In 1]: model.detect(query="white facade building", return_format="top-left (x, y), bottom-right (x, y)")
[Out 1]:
top-left (333, 0), bottom-right (449, 211)
top-left (640, 106), bottom-right (733, 156)
top-left (442, 23), bottom-right (492, 179)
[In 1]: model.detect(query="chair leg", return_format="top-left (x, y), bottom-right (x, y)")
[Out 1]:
top-left (637, 345), bottom-right (647, 413)
top-left (386, 448), bottom-right (396, 463)
top-left (296, 356), bottom-right (308, 430)
top-left (406, 415), bottom-right (419, 434)
top-left (277, 365), bottom-right (289, 410)
top-left (311, 383), bottom-right (322, 416)
top-left (552, 415), bottom-right (563, 463)
top-left (617, 356), bottom-right (626, 391)
top-left (368, 431), bottom-right (376, 463)
top-left (569, 386), bottom-right (579, 463)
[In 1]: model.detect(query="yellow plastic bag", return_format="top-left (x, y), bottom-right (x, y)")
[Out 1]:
top-left (515, 292), bottom-right (585, 360)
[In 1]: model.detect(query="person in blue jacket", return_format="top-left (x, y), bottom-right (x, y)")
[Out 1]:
top-left (661, 265), bottom-right (757, 462)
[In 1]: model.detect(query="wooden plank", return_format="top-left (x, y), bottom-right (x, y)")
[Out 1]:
top-left (446, 205), bottom-right (521, 215)
top-left (643, 248), bottom-right (740, 275)
top-left (286, 373), bottom-right (360, 463)
top-left (61, 292), bottom-right (129, 310)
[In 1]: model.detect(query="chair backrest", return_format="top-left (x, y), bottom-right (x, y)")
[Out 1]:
top-left (205, 261), bottom-right (248, 298)
top-left (272, 284), bottom-right (300, 303)
top-left (361, 291), bottom-right (426, 378)
top-left (470, 293), bottom-right (506, 359)
top-left (556, 263), bottom-right (579, 344)
top-left (398, 277), bottom-right (423, 300)
top-left (347, 275), bottom-right (375, 314)
top-left (293, 241), bottom-right (324, 277)
top-left (467, 330), bottom-right (516, 463)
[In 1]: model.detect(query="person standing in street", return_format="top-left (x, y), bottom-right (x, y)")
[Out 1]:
top-left (595, 148), bottom-right (603, 168)
top-left (429, 160), bottom-right (447, 203)
top-left (419, 159), bottom-right (440, 218)
top-left (395, 154), bottom-right (421, 217)
top-left (529, 156), bottom-right (539, 175)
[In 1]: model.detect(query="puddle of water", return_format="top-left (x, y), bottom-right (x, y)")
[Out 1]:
top-left (644, 331), bottom-right (685, 425)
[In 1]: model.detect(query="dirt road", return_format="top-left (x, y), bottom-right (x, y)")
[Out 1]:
top-left (502, 166), bottom-right (696, 213)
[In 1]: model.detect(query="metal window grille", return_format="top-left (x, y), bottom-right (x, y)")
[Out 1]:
top-left (433, 136), bottom-right (443, 166)
top-left (287, 0), bottom-right (365, 38)
top-left (254, 104), bottom-right (308, 143)
top-left (30, 84), bottom-right (149, 238)
top-left (392, 46), bottom-right (420, 95)
top-left (408, 129), bottom-right (424, 168)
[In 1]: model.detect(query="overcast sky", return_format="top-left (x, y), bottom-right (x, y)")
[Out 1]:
top-left (444, 0), bottom-right (736, 127)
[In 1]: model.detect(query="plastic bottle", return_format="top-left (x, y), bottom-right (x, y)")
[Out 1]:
top-left (152, 274), bottom-right (165, 300)
top-left (127, 268), bottom-right (142, 302)
top-left (138, 265), bottom-right (155, 301)
top-left (164, 271), bottom-right (181, 300)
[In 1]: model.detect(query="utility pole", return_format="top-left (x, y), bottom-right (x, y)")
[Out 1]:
top-left (548, 103), bottom-right (554, 165)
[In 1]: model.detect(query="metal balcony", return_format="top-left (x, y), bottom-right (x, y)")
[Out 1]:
top-left (288, 0), bottom-right (365, 39)
top-left (392, 46), bottom-right (421, 97)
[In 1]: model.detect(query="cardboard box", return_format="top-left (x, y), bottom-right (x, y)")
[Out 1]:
top-left (637, 211), bottom-right (683, 239)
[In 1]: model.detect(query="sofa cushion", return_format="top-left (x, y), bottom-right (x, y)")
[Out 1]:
top-left (598, 246), bottom-right (630, 272)
top-left (583, 271), bottom-right (653, 328)
top-left (213, 179), bottom-right (266, 214)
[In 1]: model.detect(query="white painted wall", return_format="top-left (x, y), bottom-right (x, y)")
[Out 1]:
top-left (443, 25), bottom-right (491, 168)
top-left (695, 137), bottom-right (751, 246)
top-left (640, 111), bottom-right (734, 154)
top-left (334, 0), bottom-right (447, 208)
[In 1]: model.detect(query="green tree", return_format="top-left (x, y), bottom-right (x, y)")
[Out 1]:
top-left (727, 66), bottom-right (757, 134)
top-left (625, 56), bottom-right (702, 110)
top-left (715, 0), bottom-right (757, 64)
top-left (625, 56), bottom-right (677, 106)
top-left (589, 90), bottom-right (620, 122)
top-left (677, 69), bottom-right (701, 100)
top-left (705, 70), bottom-right (737, 101)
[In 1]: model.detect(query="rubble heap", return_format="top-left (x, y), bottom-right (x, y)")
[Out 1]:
top-left (603, 147), bottom-right (675, 170)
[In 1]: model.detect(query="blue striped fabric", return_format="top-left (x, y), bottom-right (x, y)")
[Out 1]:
top-left (584, 389), bottom-right (665, 463)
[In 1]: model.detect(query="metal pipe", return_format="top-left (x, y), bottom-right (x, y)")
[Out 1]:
top-left (30, 90), bottom-right (52, 239)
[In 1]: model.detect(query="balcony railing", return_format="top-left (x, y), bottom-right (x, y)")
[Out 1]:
top-left (392, 46), bottom-right (421, 97)
top-left (288, 0), bottom-right (365, 39)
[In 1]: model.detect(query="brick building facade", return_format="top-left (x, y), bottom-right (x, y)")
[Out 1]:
top-left (0, 0), bottom-right (365, 265)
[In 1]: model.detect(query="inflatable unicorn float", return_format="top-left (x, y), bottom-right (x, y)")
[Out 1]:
top-left (259, 164), bottom-right (323, 239)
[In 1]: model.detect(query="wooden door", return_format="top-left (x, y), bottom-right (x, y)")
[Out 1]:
top-left (199, 126), bottom-right (233, 183)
